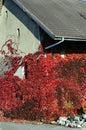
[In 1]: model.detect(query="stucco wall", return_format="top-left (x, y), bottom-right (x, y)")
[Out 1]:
top-left (0, 0), bottom-right (40, 57)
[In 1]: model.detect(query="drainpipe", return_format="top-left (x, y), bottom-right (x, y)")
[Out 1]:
top-left (45, 37), bottom-right (64, 50)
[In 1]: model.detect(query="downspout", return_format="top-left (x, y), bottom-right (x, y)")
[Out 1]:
top-left (45, 37), bottom-right (64, 50)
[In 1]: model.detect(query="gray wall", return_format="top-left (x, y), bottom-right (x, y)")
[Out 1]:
top-left (0, 0), bottom-right (41, 57)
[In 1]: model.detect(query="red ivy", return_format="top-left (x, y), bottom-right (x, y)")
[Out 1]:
top-left (0, 40), bottom-right (86, 121)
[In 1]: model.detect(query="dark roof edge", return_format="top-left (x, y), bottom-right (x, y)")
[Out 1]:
top-left (12, 0), bottom-right (55, 39)
top-left (12, 0), bottom-right (86, 41)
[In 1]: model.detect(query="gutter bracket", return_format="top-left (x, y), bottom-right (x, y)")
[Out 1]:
top-left (45, 37), bottom-right (64, 50)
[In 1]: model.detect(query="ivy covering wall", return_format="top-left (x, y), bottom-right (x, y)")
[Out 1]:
top-left (0, 39), bottom-right (86, 121)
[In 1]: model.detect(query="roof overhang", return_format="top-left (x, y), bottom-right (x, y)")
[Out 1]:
top-left (12, 0), bottom-right (86, 41)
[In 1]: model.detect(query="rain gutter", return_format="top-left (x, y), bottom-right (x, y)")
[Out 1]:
top-left (45, 37), bottom-right (64, 50)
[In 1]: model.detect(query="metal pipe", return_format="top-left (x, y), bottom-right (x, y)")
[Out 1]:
top-left (45, 37), bottom-right (64, 50)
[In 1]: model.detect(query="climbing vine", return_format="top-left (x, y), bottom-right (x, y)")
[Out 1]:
top-left (0, 39), bottom-right (86, 121)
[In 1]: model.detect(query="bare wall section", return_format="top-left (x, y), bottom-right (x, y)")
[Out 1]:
top-left (0, 0), bottom-right (40, 56)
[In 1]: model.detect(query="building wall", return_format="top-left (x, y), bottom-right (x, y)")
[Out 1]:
top-left (0, 0), bottom-right (40, 57)
top-left (0, 0), bottom-right (3, 12)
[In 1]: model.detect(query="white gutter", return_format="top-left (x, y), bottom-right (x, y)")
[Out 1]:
top-left (45, 37), bottom-right (64, 50)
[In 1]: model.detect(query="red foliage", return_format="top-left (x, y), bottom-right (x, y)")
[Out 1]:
top-left (0, 76), bottom-right (22, 111)
top-left (0, 39), bottom-right (86, 121)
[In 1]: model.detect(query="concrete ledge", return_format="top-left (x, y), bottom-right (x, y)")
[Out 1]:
top-left (0, 122), bottom-right (85, 130)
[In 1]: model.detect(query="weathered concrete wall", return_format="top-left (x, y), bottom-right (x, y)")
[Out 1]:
top-left (0, 0), bottom-right (40, 56)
